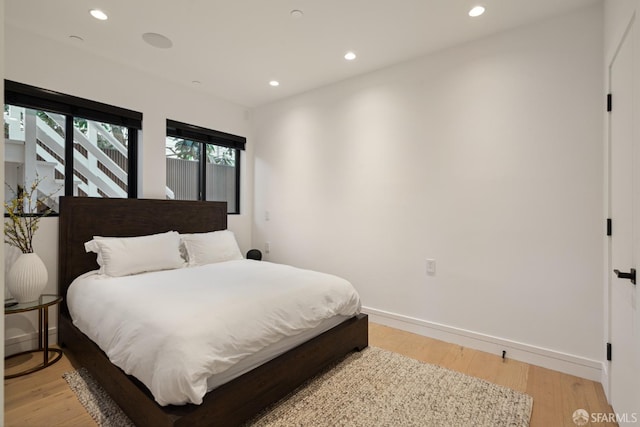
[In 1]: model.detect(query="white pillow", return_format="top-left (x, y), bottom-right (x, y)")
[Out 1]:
top-left (84, 231), bottom-right (185, 277)
top-left (180, 230), bottom-right (243, 266)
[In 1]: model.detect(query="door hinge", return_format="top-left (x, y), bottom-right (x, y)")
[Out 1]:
top-left (607, 342), bottom-right (612, 361)
top-left (607, 94), bottom-right (612, 112)
top-left (607, 218), bottom-right (612, 236)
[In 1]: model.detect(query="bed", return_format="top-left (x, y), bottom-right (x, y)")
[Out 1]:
top-left (57, 196), bottom-right (368, 427)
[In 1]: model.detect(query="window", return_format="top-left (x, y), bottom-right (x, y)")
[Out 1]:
top-left (4, 81), bottom-right (141, 213)
top-left (166, 119), bottom-right (245, 214)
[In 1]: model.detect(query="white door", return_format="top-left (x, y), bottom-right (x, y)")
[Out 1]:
top-left (608, 16), bottom-right (640, 424)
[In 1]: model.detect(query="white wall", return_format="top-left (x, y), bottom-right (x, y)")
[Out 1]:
top-left (253, 4), bottom-right (605, 378)
top-left (3, 25), bottom-right (254, 351)
top-left (1, 0), bottom-right (6, 414)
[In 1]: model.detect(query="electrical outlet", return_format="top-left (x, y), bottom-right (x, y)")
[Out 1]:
top-left (426, 259), bottom-right (436, 275)
top-left (265, 242), bottom-right (271, 254)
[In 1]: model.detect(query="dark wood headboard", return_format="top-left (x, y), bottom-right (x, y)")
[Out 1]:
top-left (58, 197), bottom-right (228, 315)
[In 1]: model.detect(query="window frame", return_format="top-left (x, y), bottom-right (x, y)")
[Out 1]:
top-left (166, 119), bottom-right (245, 214)
top-left (4, 80), bottom-right (142, 206)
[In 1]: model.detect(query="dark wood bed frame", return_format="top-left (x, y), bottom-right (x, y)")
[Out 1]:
top-left (57, 196), bottom-right (368, 427)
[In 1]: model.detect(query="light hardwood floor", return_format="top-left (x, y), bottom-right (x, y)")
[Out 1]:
top-left (369, 323), bottom-right (616, 427)
top-left (4, 322), bottom-right (616, 427)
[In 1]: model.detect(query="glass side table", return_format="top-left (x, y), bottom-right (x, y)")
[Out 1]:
top-left (4, 294), bottom-right (64, 379)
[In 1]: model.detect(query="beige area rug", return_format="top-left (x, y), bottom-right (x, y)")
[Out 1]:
top-left (63, 347), bottom-right (533, 427)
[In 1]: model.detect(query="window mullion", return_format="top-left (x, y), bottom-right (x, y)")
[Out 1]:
top-left (128, 128), bottom-right (138, 198)
top-left (199, 142), bottom-right (207, 201)
top-left (234, 149), bottom-right (241, 213)
top-left (64, 115), bottom-right (75, 196)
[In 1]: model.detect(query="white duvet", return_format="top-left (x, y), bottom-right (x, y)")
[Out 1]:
top-left (67, 260), bottom-right (361, 406)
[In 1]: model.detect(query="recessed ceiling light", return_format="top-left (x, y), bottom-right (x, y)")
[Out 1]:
top-left (192, 80), bottom-right (201, 85)
top-left (269, 80), bottom-right (280, 87)
top-left (290, 9), bottom-right (304, 19)
top-left (344, 51), bottom-right (357, 61)
top-left (142, 32), bottom-right (173, 49)
top-left (69, 35), bottom-right (84, 42)
top-left (89, 9), bottom-right (108, 20)
top-left (468, 6), bottom-right (485, 17)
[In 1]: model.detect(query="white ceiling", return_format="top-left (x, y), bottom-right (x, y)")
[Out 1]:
top-left (6, 0), bottom-right (599, 108)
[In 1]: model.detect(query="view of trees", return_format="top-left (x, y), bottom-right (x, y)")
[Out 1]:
top-left (166, 137), bottom-right (235, 166)
top-left (4, 107), bottom-right (127, 151)
top-left (6, 107), bottom-right (233, 167)
top-left (74, 118), bottom-right (128, 149)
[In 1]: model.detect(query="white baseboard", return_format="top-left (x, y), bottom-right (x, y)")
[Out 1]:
top-left (363, 306), bottom-right (603, 382)
top-left (5, 328), bottom-right (58, 357)
top-left (601, 361), bottom-right (611, 402)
